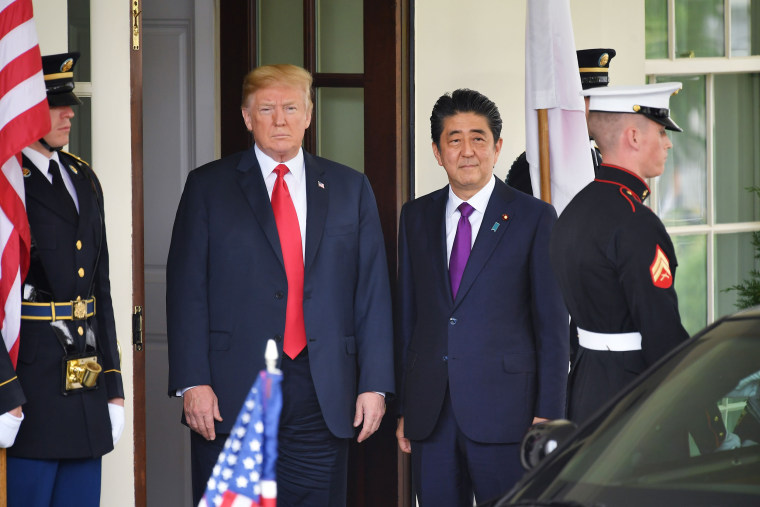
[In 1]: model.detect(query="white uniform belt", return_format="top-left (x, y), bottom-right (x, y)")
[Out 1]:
top-left (578, 328), bottom-right (642, 351)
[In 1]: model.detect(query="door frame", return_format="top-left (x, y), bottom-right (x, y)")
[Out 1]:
top-left (217, 1), bottom-right (411, 505)
top-left (129, 0), bottom-right (146, 505)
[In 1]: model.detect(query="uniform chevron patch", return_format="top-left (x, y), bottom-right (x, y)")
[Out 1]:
top-left (650, 245), bottom-right (672, 289)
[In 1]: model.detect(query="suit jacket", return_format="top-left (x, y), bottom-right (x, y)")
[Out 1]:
top-left (166, 147), bottom-right (394, 438)
top-left (397, 178), bottom-right (569, 443)
top-left (0, 152), bottom-right (123, 459)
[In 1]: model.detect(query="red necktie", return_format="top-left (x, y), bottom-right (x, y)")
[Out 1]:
top-left (271, 164), bottom-right (306, 359)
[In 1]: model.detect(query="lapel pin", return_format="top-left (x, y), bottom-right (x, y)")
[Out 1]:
top-left (69, 164), bottom-right (78, 175)
top-left (491, 222), bottom-right (500, 232)
top-left (22, 167), bottom-right (31, 177)
top-left (502, 213), bottom-right (509, 221)
top-left (317, 180), bottom-right (325, 189)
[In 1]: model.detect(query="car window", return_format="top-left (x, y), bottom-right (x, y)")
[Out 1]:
top-left (525, 322), bottom-right (760, 506)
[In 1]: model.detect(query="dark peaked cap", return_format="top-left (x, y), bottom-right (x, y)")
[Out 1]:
top-left (577, 48), bottom-right (616, 90)
top-left (42, 52), bottom-right (82, 107)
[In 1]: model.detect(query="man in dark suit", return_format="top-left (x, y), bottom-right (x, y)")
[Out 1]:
top-left (166, 64), bottom-right (394, 506)
top-left (395, 89), bottom-right (569, 505)
top-left (0, 52), bottom-right (124, 507)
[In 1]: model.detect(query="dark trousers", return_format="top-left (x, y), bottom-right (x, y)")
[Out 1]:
top-left (411, 391), bottom-right (523, 507)
top-left (7, 456), bottom-right (102, 507)
top-left (190, 350), bottom-right (349, 507)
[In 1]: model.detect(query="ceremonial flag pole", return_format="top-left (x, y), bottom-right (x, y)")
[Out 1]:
top-left (0, 1), bottom-right (50, 503)
top-left (525, 0), bottom-right (595, 215)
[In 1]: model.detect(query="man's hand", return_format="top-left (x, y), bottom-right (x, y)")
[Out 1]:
top-left (396, 416), bottom-right (411, 454)
top-left (354, 392), bottom-right (385, 443)
top-left (532, 417), bottom-right (549, 425)
top-left (184, 385), bottom-right (222, 441)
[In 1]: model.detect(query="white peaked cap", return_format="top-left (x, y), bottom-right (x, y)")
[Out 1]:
top-left (583, 82), bottom-right (684, 132)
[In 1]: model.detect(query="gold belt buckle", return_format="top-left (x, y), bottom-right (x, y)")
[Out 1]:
top-left (65, 355), bottom-right (102, 391)
top-left (72, 298), bottom-right (87, 320)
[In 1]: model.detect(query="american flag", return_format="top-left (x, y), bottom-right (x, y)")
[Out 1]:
top-left (0, 0), bottom-right (49, 368)
top-left (524, 0), bottom-right (595, 215)
top-left (199, 369), bottom-right (283, 507)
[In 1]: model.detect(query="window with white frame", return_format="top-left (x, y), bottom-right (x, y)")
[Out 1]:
top-left (645, 0), bottom-right (760, 334)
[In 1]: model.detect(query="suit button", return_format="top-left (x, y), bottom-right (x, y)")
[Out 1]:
top-left (275, 291), bottom-right (284, 300)
top-left (78, 268), bottom-right (85, 278)
top-left (274, 334), bottom-right (282, 342)
top-left (442, 355), bottom-right (448, 362)
top-left (449, 317), bottom-right (457, 325)
top-left (75, 240), bottom-right (82, 250)
top-left (77, 326), bottom-right (84, 336)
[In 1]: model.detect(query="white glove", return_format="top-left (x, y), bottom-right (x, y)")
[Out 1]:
top-left (108, 403), bottom-right (125, 446)
top-left (0, 411), bottom-right (24, 448)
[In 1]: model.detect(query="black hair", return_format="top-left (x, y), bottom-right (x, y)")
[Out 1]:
top-left (430, 88), bottom-right (502, 149)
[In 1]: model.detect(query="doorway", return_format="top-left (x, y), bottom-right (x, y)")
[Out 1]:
top-left (141, 1), bottom-right (409, 505)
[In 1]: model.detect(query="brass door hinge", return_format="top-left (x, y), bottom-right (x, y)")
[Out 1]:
top-left (132, 1), bottom-right (141, 50)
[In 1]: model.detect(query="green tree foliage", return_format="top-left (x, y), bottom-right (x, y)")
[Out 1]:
top-left (724, 187), bottom-right (760, 310)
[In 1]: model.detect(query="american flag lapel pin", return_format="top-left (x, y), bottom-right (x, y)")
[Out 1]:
top-left (318, 180), bottom-right (325, 189)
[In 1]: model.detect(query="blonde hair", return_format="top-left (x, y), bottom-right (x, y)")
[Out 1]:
top-left (241, 64), bottom-right (313, 110)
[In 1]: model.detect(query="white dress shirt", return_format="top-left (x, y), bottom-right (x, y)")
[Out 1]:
top-left (21, 147), bottom-right (79, 212)
top-left (445, 175), bottom-right (496, 264)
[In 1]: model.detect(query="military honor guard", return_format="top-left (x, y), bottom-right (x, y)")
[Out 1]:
top-left (550, 82), bottom-right (690, 425)
top-left (0, 52), bottom-right (124, 507)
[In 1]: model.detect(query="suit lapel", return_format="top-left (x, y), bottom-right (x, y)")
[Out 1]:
top-left (303, 152), bottom-right (328, 275)
top-left (62, 156), bottom-right (92, 226)
top-left (453, 179), bottom-right (516, 307)
top-left (22, 155), bottom-right (78, 225)
top-left (235, 148), bottom-right (285, 267)
top-left (427, 188), bottom-right (452, 302)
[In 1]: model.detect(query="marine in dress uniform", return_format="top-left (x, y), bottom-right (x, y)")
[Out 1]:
top-left (506, 48), bottom-right (616, 195)
top-left (550, 83), bottom-right (690, 425)
top-left (1, 53), bottom-right (124, 507)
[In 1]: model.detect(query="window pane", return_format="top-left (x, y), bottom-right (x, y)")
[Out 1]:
top-left (675, 0), bottom-right (725, 57)
top-left (716, 232), bottom-right (759, 318)
top-left (714, 73), bottom-right (760, 223)
top-left (655, 75), bottom-right (707, 226)
top-left (646, 0), bottom-right (669, 59)
top-left (258, 0), bottom-right (303, 66)
top-left (672, 234), bottom-right (707, 336)
top-left (731, 0), bottom-right (760, 56)
top-left (69, 96), bottom-right (92, 164)
top-left (316, 88), bottom-right (364, 172)
top-left (67, 0), bottom-right (90, 82)
top-left (316, 0), bottom-right (363, 73)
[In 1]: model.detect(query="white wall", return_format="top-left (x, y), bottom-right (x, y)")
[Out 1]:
top-left (90, 1), bottom-right (134, 504)
top-left (32, 1), bottom-right (134, 506)
top-left (413, 0), bottom-right (645, 197)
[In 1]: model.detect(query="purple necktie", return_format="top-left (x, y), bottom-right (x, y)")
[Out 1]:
top-left (449, 202), bottom-right (474, 299)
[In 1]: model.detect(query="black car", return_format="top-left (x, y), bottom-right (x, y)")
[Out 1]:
top-left (484, 307), bottom-right (760, 506)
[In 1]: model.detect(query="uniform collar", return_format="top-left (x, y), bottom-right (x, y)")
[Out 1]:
top-left (21, 146), bottom-right (62, 179)
top-left (595, 164), bottom-right (650, 202)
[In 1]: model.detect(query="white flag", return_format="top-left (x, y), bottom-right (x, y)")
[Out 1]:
top-left (525, 0), bottom-right (595, 215)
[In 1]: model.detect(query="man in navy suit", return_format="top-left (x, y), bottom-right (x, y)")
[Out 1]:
top-left (395, 89), bottom-right (569, 506)
top-left (166, 64), bottom-right (394, 506)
